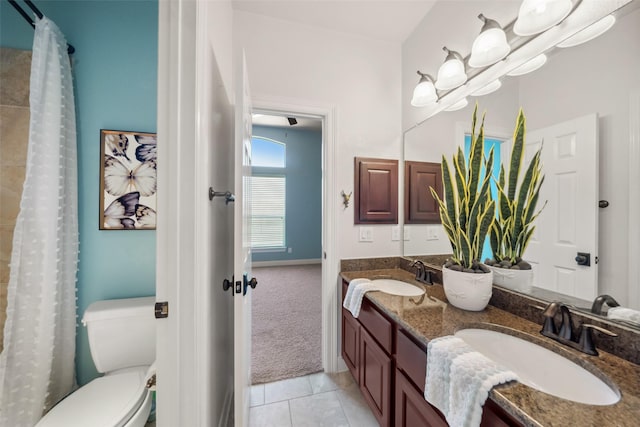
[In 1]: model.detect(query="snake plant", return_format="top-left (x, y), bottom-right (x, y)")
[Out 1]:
top-left (488, 109), bottom-right (545, 267)
top-left (429, 105), bottom-right (495, 271)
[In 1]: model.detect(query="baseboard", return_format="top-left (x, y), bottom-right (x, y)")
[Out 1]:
top-left (252, 258), bottom-right (322, 268)
top-left (218, 386), bottom-right (233, 427)
top-left (337, 355), bottom-right (348, 373)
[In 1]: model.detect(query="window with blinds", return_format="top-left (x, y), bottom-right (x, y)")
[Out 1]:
top-left (250, 175), bottom-right (286, 249)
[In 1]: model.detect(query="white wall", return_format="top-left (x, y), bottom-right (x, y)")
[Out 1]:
top-left (233, 11), bottom-right (403, 260)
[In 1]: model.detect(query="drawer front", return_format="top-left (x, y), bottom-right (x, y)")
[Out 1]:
top-left (396, 329), bottom-right (427, 393)
top-left (358, 298), bottom-right (393, 354)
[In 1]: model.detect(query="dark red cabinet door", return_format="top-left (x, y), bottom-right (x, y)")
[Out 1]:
top-left (360, 327), bottom-right (392, 427)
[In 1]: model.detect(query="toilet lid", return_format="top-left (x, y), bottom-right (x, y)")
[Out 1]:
top-left (37, 367), bottom-right (149, 427)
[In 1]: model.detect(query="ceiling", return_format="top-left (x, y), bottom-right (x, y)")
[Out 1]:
top-left (232, 0), bottom-right (438, 43)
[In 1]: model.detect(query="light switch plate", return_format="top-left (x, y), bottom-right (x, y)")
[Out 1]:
top-left (359, 227), bottom-right (373, 242)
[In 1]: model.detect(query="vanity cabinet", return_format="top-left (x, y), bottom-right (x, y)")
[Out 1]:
top-left (341, 279), bottom-right (523, 427)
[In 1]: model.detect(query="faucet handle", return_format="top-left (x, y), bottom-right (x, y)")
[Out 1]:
top-left (578, 323), bottom-right (618, 356)
top-left (540, 301), bottom-right (560, 336)
top-left (580, 323), bottom-right (618, 337)
top-left (558, 305), bottom-right (575, 341)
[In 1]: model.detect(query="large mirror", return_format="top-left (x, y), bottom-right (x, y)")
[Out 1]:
top-left (403, 2), bottom-right (640, 328)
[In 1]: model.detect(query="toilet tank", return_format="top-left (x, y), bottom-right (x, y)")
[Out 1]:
top-left (82, 296), bottom-right (156, 373)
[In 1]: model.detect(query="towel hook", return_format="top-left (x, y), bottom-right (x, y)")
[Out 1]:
top-left (209, 188), bottom-right (235, 205)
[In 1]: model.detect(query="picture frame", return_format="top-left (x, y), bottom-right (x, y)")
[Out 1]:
top-left (99, 129), bottom-right (157, 230)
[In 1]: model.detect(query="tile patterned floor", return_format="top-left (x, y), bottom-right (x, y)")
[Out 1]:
top-left (250, 371), bottom-right (378, 427)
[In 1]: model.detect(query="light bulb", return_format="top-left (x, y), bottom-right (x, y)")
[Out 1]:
top-left (469, 14), bottom-right (510, 68)
top-left (411, 72), bottom-right (437, 107)
top-left (436, 47), bottom-right (467, 91)
top-left (514, 0), bottom-right (572, 36)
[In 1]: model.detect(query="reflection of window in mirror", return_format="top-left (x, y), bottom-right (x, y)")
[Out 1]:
top-left (464, 135), bottom-right (503, 261)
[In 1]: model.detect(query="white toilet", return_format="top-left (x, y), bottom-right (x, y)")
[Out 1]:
top-left (37, 296), bottom-right (156, 427)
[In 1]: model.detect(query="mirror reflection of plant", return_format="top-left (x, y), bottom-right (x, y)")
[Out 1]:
top-left (430, 104), bottom-right (495, 272)
top-left (487, 109), bottom-right (546, 270)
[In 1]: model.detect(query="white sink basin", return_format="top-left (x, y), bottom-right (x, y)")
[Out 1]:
top-left (371, 279), bottom-right (425, 297)
top-left (454, 328), bottom-right (620, 406)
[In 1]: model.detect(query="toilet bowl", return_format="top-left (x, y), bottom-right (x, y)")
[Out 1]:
top-left (36, 297), bottom-right (156, 427)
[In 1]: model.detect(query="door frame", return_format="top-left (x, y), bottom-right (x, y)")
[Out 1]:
top-left (252, 97), bottom-right (339, 373)
top-left (629, 90), bottom-right (640, 309)
top-left (156, 1), bottom-right (200, 426)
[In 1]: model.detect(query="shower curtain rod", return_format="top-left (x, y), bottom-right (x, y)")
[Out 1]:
top-left (7, 0), bottom-right (76, 54)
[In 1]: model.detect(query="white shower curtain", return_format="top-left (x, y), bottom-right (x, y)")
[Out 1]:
top-left (0, 17), bottom-right (78, 427)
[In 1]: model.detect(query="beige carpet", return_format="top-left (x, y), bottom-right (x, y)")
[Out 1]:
top-left (251, 264), bottom-right (323, 384)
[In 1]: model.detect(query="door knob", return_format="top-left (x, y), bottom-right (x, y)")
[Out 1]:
top-left (223, 278), bottom-right (233, 292)
top-left (575, 252), bottom-right (591, 266)
top-left (243, 275), bottom-right (258, 296)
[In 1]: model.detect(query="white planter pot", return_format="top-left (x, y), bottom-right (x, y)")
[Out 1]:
top-left (489, 266), bottom-right (534, 294)
top-left (442, 266), bottom-right (493, 311)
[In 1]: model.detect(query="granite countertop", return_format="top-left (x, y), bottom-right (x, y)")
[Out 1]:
top-left (340, 268), bottom-right (640, 427)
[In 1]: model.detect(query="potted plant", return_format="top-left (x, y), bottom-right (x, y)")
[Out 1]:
top-left (484, 109), bottom-right (546, 293)
top-left (429, 105), bottom-right (496, 311)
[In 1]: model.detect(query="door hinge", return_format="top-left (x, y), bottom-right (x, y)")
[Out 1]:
top-left (155, 301), bottom-right (169, 319)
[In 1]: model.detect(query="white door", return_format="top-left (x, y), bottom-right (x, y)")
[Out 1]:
top-left (234, 53), bottom-right (254, 427)
top-left (525, 114), bottom-right (599, 301)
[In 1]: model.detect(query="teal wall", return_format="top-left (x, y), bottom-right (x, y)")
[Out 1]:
top-left (1, 1), bottom-right (158, 385)
top-left (252, 126), bottom-right (322, 262)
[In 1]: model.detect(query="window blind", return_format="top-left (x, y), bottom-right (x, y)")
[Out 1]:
top-left (250, 175), bottom-right (286, 249)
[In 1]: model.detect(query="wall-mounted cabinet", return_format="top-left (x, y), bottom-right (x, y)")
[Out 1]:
top-left (404, 161), bottom-right (441, 224)
top-left (354, 157), bottom-right (398, 224)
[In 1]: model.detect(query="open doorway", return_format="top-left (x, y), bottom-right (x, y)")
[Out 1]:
top-left (250, 112), bottom-right (323, 385)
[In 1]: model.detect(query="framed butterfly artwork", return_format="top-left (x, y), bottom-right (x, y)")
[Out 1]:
top-left (99, 129), bottom-right (157, 230)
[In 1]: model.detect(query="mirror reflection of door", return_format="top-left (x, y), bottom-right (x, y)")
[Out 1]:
top-left (525, 115), bottom-right (599, 301)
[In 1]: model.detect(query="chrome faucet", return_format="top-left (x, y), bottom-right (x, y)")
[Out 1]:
top-left (540, 301), bottom-right (617, 356)
top-left (410, 260), bottom-right (433, 285)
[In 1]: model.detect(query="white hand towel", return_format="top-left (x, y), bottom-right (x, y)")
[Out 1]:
top-left (424, 336), bottom-right (475, 416)
top-left (343, 279), bottom-right (381, 317)
top-left (607, 306), bottom-right (640, 325)
top-left (425, 336), bottom-right (518, 427)
top-left (448, 351), bottom-right (518, 427)
top-left (343, 278), bottom-right (371, 311)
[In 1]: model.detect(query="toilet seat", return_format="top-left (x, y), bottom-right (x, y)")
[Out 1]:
top-left (36, 366), bottom-right (151, 427)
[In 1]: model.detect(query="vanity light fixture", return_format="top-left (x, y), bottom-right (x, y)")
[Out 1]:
top-left (557, 14), bottom-right (616, 48)
top-left (507, 53), bottom-right (548, 76)
top-left (435, 47), bottom-right (468, 91)
top-left (514, 0), bottom-right (573, 36)
top-left (471, 79), bottom-right (502, 97)
top-left (469, 14), bottom-right (511, 68)
top-left (411, 71), bottom-right (438, 107)
top-left (444, 97), bottom-right (468, 112)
